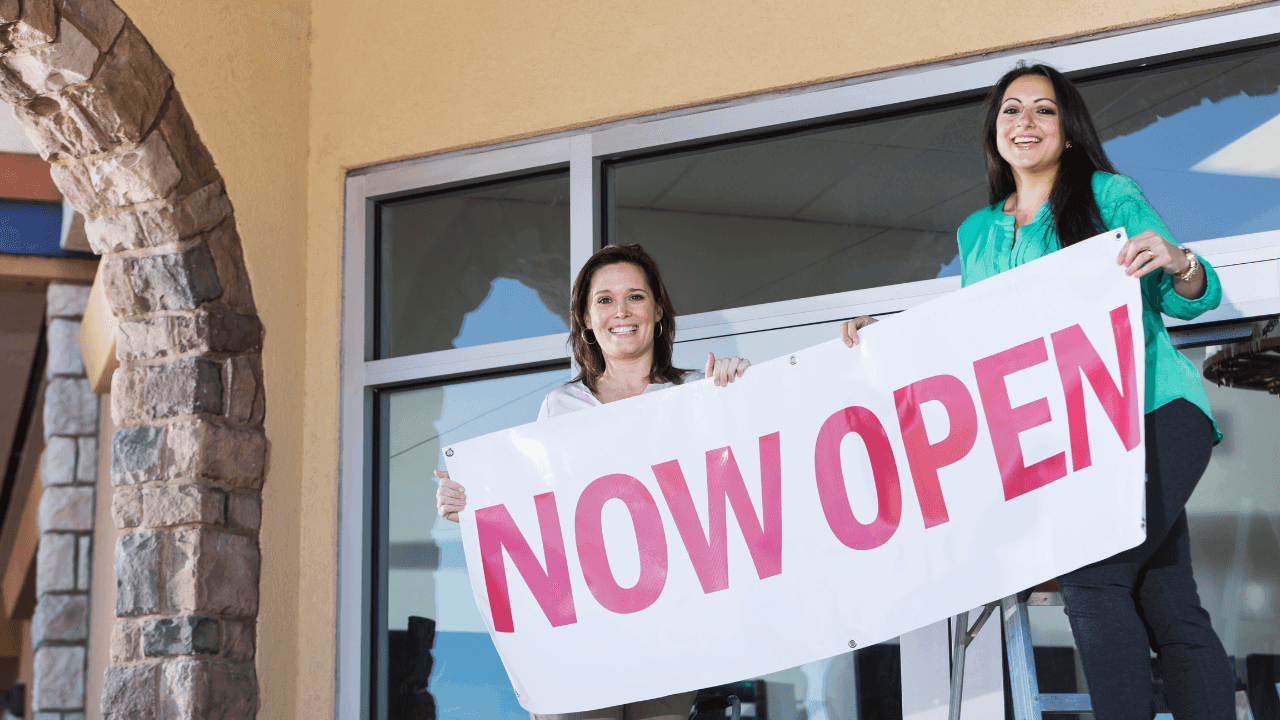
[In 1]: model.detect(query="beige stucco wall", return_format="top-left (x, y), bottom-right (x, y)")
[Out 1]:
top-left (70, 0), bottom-right (1269, 716)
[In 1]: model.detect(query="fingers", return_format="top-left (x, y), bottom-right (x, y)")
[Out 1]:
top-left (434, 470), bottom-right (465, 523)
top-left (708, 356), bottom-right (750, 386)
top-left (1127, 250), bottom-right (1162, 278)
top-left (840, 320), bottom-right (854, 347)
top-left (704, 352), bottom-right (715, 379)
top-left (840, 316), bottom-right (877, 347)
top-left (1117, 231), bottom-right (1177, 277)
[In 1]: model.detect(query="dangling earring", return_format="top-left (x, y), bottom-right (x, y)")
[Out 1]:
top-left (657, 323), bottom-right (663, 337)
top-left (1065, 140), bottom-right (1073, 148)
top-left (582, 330), bottom-right (595, 345)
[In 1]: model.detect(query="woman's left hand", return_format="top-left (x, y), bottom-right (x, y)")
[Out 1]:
top-left (1117, 230), bottom-right (1189, 279)
top-left (705, 352), bottom-right (750, 387)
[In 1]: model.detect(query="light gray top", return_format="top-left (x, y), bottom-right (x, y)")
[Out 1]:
top-left (536, 370), bottom-right (704, 420)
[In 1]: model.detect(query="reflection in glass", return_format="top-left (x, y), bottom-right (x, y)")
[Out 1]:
top-left (379, 366), bottom-right (571, 719)
top-left (377, 172), bottom-right (571, 359)
top-left (609, 109), bottom-right (983, 315)
top-left (1089, 45), bottom-right (1280, 242)
top-left (608, 45), bottom-right (1280, 318)
top-left (1186, 347), bottom-right (1280, 667)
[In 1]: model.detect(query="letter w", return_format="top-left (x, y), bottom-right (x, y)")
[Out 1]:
top-left (652, 432), bottom-right (782, 594)
top-left (475, 492), bottom-right (577, 633)
top-left (1050, 304), bottom-right (1141, 471)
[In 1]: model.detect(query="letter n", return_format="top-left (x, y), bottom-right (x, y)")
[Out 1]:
top-left (653, 432), bottom-right (783, 594)
top-left (1050, 305), bottom-right (1141, 471)
top-left (475, 492), bottom-right (576, 633)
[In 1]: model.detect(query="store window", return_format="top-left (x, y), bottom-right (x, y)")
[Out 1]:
top-left (375, 171), bottom-right (571, 359)
top-left (377, 366), bottom-right (571, 718)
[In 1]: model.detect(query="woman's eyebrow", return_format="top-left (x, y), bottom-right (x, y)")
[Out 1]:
top-left (593, 287), bottom-right (647, 296)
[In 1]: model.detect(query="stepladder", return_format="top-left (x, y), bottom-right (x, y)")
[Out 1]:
top-left (948, 584), bottom-right (1092, 720)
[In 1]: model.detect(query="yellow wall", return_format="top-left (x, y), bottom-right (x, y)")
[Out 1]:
top-left (112, 2), bottom-right (311, 719)
top-left (86, 0), bottom-right (1268, 716)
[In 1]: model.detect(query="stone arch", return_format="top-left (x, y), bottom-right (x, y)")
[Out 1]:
top-left (3, 0), bottom-right (266, 717)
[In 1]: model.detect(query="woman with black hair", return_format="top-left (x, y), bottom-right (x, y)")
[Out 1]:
top-left (436, 243), bottom-right (749, 720)
top-left (842, 64), bottom-right (1235, 718)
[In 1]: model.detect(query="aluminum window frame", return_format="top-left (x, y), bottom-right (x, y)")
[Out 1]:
top-left (338, 6), bottom-right (1280, 718)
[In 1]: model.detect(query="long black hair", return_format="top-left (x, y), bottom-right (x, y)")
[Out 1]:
top-left (568, 244), bottom-right (685, 393)
top-left (981, 63), bottom-right (1118, 248)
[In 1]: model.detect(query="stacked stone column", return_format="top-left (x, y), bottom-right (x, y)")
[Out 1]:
top-left (34, 284), bottom-right (98, 720)
top-left (1, 1), bottom-right (267, 717)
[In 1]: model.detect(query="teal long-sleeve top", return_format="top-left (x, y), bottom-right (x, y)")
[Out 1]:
top-left (956, 171), bottom-right (1222, 442)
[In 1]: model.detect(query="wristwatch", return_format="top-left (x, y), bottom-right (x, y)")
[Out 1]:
top-left (1176, 247), bottom-right (1199, 283)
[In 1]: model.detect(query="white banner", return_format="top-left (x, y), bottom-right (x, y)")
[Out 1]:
top-left (447, 230), bottom-right (1147, 713)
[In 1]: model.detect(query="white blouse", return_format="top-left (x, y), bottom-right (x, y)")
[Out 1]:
top-left (536, 370), bottom-right (704, 420)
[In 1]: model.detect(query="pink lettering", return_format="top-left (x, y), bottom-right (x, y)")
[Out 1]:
top-left (652, 432), bottom-right (783, 594)
top-left (973, 338), bottom-right (1067, 501)
top-left (814, 407), bottom-right (902, 550)
top-left (574, 474), bottom-right (668, 614)
top-left (894, 375), bottom-right (978, 528)
top-left (1050, 305), bottom-right (1141, 471)
top-left (476, 493), bottom-right (576, 633)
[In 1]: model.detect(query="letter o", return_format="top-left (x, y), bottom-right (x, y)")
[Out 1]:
top-left (814, 406), bottom-right (903, 550)
top-left (575, 474), bottom-right (668, 614)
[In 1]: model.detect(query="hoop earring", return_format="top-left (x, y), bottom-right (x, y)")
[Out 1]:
top-left (1065, 140), bottom-right (1073, 148)
top-left (582, 330), bottom-right (595, 346)
top-left (657, 323), bottom-right (663, 337)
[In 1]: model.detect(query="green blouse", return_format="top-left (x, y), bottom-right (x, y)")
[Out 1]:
top-left (956, 172), bottom-right (1222, 442)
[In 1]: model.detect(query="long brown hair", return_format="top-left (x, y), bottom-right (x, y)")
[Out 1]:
top-left (981, 63), bottom-right (1118, 248)
top-left (568, 244), bottom-right (684, 392)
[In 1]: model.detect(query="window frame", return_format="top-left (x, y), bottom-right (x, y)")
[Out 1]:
top-left (338, 6), bottom-right (1280, 718)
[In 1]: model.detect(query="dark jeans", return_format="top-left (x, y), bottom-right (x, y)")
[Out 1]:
top-left (1057, 399), bottom-right (1235, 720)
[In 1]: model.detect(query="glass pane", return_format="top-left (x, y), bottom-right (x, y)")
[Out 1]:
top-left (1186, 347), bottom-right (1280, 676)
top-left (608, 44), bottom-right (1280, 318)
top-left (1085, 44), bottom-right (1280, 243)
top-left (376, 172), bottom-right (571, 359)
top-left (378, 365), bottom-right (572, 720)
top-left (608, 108), bottom-right (983, 315)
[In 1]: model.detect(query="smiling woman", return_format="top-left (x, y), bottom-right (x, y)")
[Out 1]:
top-left (433, 243), bottom-right (749, 720)
top-left (953, 62), bottom-right (1235, 719)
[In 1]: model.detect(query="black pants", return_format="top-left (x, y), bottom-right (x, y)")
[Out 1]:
top-left (1057, 399), bottom-right (1235, 720)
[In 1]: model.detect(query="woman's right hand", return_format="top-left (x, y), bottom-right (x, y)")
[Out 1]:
top-left (435, 470), bottom-right (466, 523)
top-left (839, 316), bottom-right (877, 347)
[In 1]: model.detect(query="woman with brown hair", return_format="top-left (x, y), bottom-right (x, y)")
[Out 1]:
top-left (436, 243), bottom-right (748, 720)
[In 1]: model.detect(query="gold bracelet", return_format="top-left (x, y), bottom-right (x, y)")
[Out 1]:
top-left (1176, 247), bottom-right (1198, 283)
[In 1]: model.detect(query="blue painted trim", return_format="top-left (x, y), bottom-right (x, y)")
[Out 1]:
top-left (0, 199), bottom-right (93, 259)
